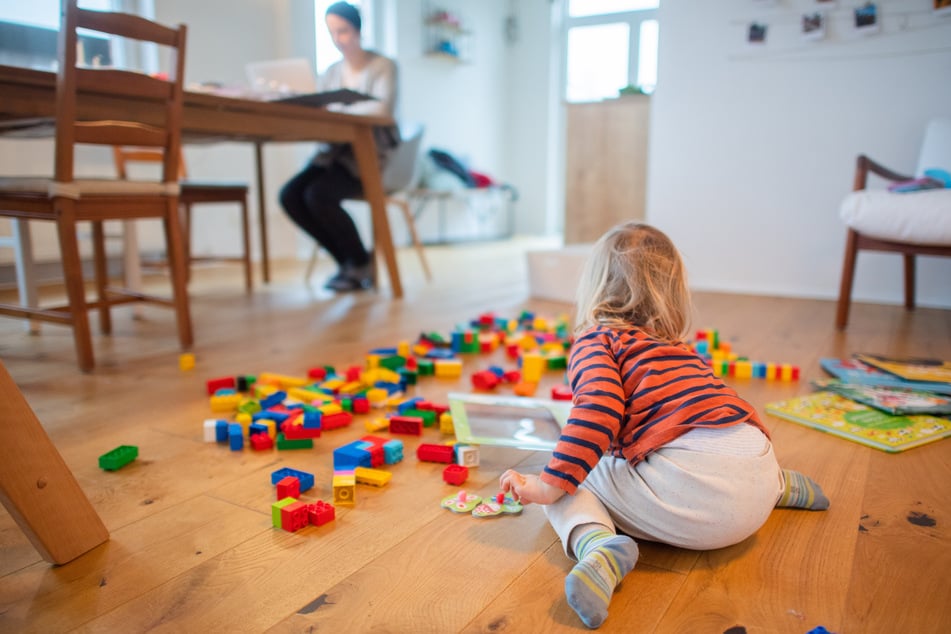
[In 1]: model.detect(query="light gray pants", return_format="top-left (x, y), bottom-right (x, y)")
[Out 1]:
top-left (544, 433), bottom-right (784, 558)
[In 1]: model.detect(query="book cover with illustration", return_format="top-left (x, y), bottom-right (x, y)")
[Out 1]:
top-left (854, 354), bottom-right (951, 385)
top-left (766, 391), bottom-right (951, 453)
top-left (820, 358), bottom-right (951, 395)
top-left (811, 379), bottom-right (951, 416)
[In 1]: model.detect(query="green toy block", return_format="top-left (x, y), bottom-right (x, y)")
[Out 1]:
top-left (403, 408), bottom-right (436, 427)
top-left (546, 355), bottom-right (568, 370)
top-left (272, 497), bottom-right (297, 528)
top-left (399, 368), bottom-right (418, 385)
top-left (417, 359), bottom-right (435, 376)
top-left (276, 433), bottom-right (314, 450)
top-left (98, 445), bottom-right (138, 471)
top-left (379, 355), bottom-right (406, 371)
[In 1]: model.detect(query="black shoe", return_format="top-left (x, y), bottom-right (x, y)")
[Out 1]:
top-left (324, 259), bottom-right (374, 292)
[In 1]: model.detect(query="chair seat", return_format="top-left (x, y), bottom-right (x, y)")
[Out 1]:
top-left (840, 188), bottom-right (951, 246)
top-left (0, 177), bottom-right (179, 200)
top-left (180, 180), bottom-right (248, 190)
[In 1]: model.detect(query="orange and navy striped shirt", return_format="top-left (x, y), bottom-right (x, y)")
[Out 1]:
top-left (541, 325), bottom-right (770, 495)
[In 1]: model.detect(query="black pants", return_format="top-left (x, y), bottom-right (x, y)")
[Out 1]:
top-left (279, 162), bottom-right (369, 268)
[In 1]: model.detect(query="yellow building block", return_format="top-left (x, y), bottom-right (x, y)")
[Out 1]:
top-left (397, 340), bottom-right (411, 358)
top-left (261, 418), bottom-right (277, 439)
top-left (365, 417), bottom-right (389, 432)
top-left (178, 353), bottom-right (195, 371)
top-left (517, 334), bottom-right (538, 351)
top-left (532, 316), bottom-right (548, 331)
top-left (412, 343), bottom-right (431, 357)
top-left (253, 383), bottom-right (280, 399)
top-left (209, 393), bottom-right (242, 413)
top-left (365, 354), bottom-right (381, 369)
top-left (257, 372), bottom-right (310, 389)
top-left (439, 412), bottom-right (454, 435)
top-left (288, 387), bottom-right (333, 404)
top-left (521, 353), bottom-right (546, 383)
top-left (333, 473), bottom-right (356, 506)
top-left (765, 363), bottom-right (777, 380)
top-left (354, 467), bottom-right (392, 487)
top-left (365, 388), bottom-right (389, 406)
top-left (435, 359), bottom-right (463, 378)
top-left (235, 412), bottom-right (252, 436)
top-left (338, 381), bottom-right (365, 395)
top-left (319, 402), bottom-right (344, 415)
top-left (780, 364), bottom-right (794, 381)
top-left (319, 378), bottom-right (345, 393)
top-left (735, 361), bottom-right (752, 379)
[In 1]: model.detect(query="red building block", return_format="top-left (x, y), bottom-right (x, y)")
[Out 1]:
top-left (282, 423), bottom-right (321, 440)
top-left (352, 396), bottom-right (370, 414)
top-left (551, 384), bottom-right (573, 401)
top-left (307, 500), bottom-right (336, 526)
top-left (503, 370), bottom-right (521, 384)
top-left (276, 476), bottom-right (300, 500)
top-left (280, 500), bottom-right (309, 532)
top-left (345, 365), bottom-right (363, 382)
top-left (443, 464), bottom-right (469, 486)
top-left (389, 415), bottom-right (423, 436)
top-left (307, 367), bottom-right (327, 380)
top-left (472, 370), bottom-right (501, 391)
top-left (321, 411), bottom-right (354, 431)
top-left (250, 433), bottom-right (274, 451)
top-left (206, 376), bottom-right (236, 395)
top-left (417, 443), bottom-right (455, 463)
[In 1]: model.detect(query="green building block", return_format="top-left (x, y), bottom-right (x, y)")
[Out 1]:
top-left (272, 497), bottom-right (297, 528)
top-left (416, 359), bottom-right (435, 376)
top-left (276, 433), bottom-right (314, 450)
top-left (403, 408), bottom-right (437, 427)
top-left (379, 355), bottom-right (406, 371)
top-left (98, 445), bottom-right (138, 471)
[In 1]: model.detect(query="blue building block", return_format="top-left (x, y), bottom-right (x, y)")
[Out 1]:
top-left (248, 422), bottom-right (269, 437)
top-left (271, 467), bottom-right (314, 492)
top-left (369, 346), bottom-right (398, 355)
top-left (397, 397), bottom-right (424, 415)
top-left (424, 348), bottom-right (456, 360)
top-left (253, 410), bottom-right (290, 423)
top-left (383, 439), bottom-right (404, 464)
top-left (373, 380), bottom-right (403, 394)
top-left (333, 441), bottom-right (373, 470)
top-left (303, 410), bottom-right (322, 428)
top-left (228, 423), bottom-right (244, 451)
top-left (260, 390), bottom-right (286, 409)
top-left (215, 420), bottom-right (229, 443)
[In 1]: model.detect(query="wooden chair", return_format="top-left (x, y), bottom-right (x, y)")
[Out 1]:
top-left (0, 1), bottom-right (191, 371)
top-left (113, 147), bottom-right (253, 291)
top-left (836, 117), bottom-right (951, 328)
top-left (305, 122), bottom-right (432, 284)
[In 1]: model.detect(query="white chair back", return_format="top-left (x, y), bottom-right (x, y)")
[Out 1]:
top-left (382, 122), bottom-right (425, 193)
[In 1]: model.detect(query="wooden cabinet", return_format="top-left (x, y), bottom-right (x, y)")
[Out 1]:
top-left (564, 96), bottom-right (650, 244)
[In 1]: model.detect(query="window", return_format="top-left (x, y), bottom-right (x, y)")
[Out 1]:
top-left (563, 0), bottom-right (659, 102)
top-left (314, 0), bottom-right (374, 74)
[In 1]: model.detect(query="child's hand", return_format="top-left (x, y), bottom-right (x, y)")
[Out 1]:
top-left (499, 469), bottom-right (566, 505)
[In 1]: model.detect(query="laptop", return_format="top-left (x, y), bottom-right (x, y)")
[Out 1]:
top-left (245, 58), bottom-right (317, 96)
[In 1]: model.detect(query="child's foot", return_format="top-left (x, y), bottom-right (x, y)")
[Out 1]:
top-left (777, 469), bottom-right (829, 510)
top-left (565, 531), bottom-right (639, 629)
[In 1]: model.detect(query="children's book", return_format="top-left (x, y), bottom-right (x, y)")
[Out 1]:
top-left (854, 353), bottom-right (951, 385)
top-left (819, 358), bottom-right (951, 395)
top-left (810, 379), bottom-right (951, 416)
top-left (766, 391), bottom-right (951, 453)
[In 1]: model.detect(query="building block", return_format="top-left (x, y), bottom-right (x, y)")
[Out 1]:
top-left (276, 433), bottom-right (313, 450)
top-left (271, 468), bottom-right (314, 492)
top-left (307, 367), bottom-right (328, 381)
top-left (435, 359), bottom-right (463, 378)
top-left (210, 393), bottom-right (242, 413)
top-left (352, 396), bottom-right (370, 414)
top-left (307, 500), bottom-right (336, 526)
top-left (258, 372), bottom-right (310, 389)
top-left (228, 423), bottom-right (244, 451)
top-left (417, 443), bottom-right (455, 463)
top-left (416, 359), bottom-right (435, 376)
top-left (179, 353), bottom-right (195, 371)
top-left (276, 476), bottom-right (300, 500)
top-left (472, 370), bottom-right (501, 391)
top-left (439, 412), bottom-right (454, 435)
top-left (272, 497), bottom-right (297, 528)
top-left (389, 415), bottom-right (423, 436)
top-left (98, 445), bottom-right (138, 471)
top-left (249, 433), bottom-right (274, 451)
top-left (354, 466), bottom-right (392, 487)
top-left (443, 464), bottom-right (469, 485)
top-left (320, 411), bottom-right (353, 431)
top-left (402, 408), bottom-right (437, 427)
top-left (521, 353), bottom-right (546, 382)
top-left (282, 423), bottom-right (321, 440)
top-left (365, 416), bottom-right (389, 432)
top-left (333, 442), bottom-right (373, 470)
top-left (206, 376), bottom-right (236, 395)
top-left (203, 419), bottom-right (221, 442)
top-left (382, 439), bottom-right (404, 464)
top-left (513, 381), bottom-right (538, 396)
top-left (551, 384), bottom-right (573, 401)
top-left (332, 471), bottom-right (356, 506)
top-left (456, 445), bottom-right (480, 467)
top-left (280, 500), bottom-right (310, 532)
top-left (396, 397), bottom-right (424, 414)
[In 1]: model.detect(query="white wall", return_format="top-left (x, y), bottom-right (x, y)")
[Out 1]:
top-left (648, 0), bottom-right (951, 307)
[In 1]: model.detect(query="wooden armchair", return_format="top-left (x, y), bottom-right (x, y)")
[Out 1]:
top-left (836, 118), bottom-right (951, 328)
top-left (0, 1), bottom-right (191, 371)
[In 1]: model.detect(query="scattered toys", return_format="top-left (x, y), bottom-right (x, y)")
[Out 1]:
top-left (98, 445), bottom-right (138, 471)
top-left (691, 329), bottom-right (800, 381)
top-left (441, 490), bottom-right (523, 518)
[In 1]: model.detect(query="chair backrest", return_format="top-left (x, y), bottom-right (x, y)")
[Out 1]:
top-left (382, 122), bottom-right (425, 194)
top-left (112, 146), bottom-right (188, 180)
top-left (916, 117), bottom-right (951, 176)
top-left (55, 0), bottom-right (187, 185)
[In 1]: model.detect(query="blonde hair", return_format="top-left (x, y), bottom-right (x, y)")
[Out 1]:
top-left (574, 222), bottom-right (691, 343)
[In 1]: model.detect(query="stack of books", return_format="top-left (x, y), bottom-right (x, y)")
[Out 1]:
top-left (765, 354), bottom-right (951, 453)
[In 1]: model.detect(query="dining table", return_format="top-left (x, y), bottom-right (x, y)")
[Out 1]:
top-left (0, 63), bottom-right (404, 297)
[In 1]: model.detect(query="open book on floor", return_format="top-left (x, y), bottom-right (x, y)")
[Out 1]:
top-left (766, 391), bottom-right (951, 453)
top-left (811, 379), bottom-right (951, 416)
top-left (820, 358), bottom-right (951, 395)
top-left (853, 353), bottom-right (951, 385)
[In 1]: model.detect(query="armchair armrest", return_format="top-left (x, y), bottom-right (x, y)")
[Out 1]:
top-left (853, 154), bottom-right (914, 191)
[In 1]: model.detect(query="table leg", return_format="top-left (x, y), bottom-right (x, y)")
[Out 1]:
top-left (0, 360), bottom-right (109, 564)
top-left (254, 141), bottom-right (270, 284)
top-left (352, 127), bottom-right (402, 298)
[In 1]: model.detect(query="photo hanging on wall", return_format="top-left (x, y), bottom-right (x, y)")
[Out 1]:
top-left (935, 0), bottom-right (951, 17)
top-left (748, 21), bottom-right (768, 45)
top-left (854, 2), bottom-right (880, 35)
top-left (802, 12), bottom-right (826, 40)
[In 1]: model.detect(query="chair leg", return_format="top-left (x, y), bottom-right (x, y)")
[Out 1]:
top-left (304, 244), bottom-right (320, 284)
top-left (391, 196), bottom-right (432, 281)
top-left (835, 229), bottom-right (859, 330)
top-left (239, 198), bottom-right (253, 292)
top-left (91, 221), bottom-right (111, 335)
top-left (181, 202), bottom-right (193, 285)
top-left (11, 219), bottom-right (40, 334)
top-left (164, 197), bottom-right (193, 349)
top-left (903, 253), bottom-right (916, 310)
top-left (55, 200), bottom-right (95, 372)
top-left (121, 220), bottom-right (145, 320)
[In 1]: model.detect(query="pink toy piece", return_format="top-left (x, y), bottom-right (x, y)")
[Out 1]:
top-left (473, 493), bottom-right (523, 519)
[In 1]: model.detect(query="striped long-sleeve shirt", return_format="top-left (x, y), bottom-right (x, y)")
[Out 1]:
top-left (541, 325), bottom-right (770, 494)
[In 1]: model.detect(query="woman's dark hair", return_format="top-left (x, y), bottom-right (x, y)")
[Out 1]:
top-left (326, 2), bottom-right (361, 32)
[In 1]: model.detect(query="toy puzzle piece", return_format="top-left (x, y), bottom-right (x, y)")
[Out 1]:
top-left (441, 490), bottom-right (481, 513)
top-left (472, 493), bottom-right (523, 518)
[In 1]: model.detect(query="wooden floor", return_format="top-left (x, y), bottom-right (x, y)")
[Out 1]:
top-left (0, 238), bottom-right (949, 634)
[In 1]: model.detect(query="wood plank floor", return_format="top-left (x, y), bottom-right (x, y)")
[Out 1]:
top-left (1, 238), bottom-right (949, 633)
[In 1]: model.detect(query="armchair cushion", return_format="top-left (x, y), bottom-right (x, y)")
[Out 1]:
top-left (839, 188), bottom-right (951, 246)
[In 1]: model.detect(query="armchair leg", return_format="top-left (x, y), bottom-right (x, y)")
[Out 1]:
top-left (835, 229), bottom-right (859, 330)
top-left (903, 253), bottom-right (916, 310)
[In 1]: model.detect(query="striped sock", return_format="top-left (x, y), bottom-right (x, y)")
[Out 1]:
top-left (777, 469), bottom-right (829, 510)
top-left (565, 529), bottom-right (639, 629)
